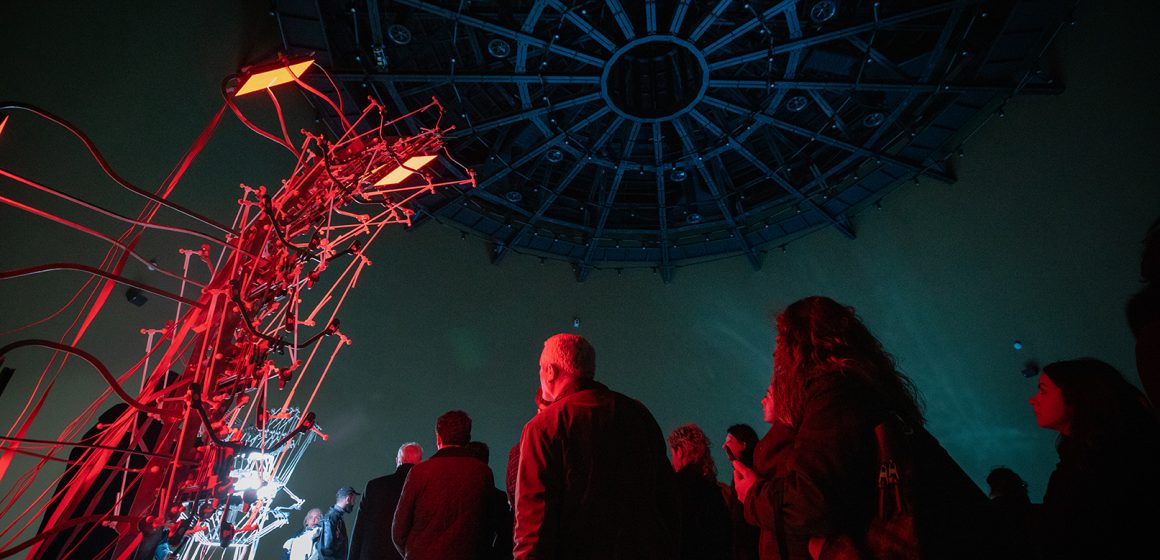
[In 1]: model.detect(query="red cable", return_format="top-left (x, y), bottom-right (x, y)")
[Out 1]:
top-left (0, 264), bottom-right (204, 309)
top-left (226, 96), bottom-right (298, 155)
top-left (0, 167), bottom-right (232, 249)
top-left (0, 195), bottom-right (206, 287)
top-left (265, 88), bottom-right (300, 157)
top-left (0, 103), bottom-right (234, 235)
top-left (0, 276), bottom-right (95, 338)
top-left (0, 340), bottom-right (178, 418)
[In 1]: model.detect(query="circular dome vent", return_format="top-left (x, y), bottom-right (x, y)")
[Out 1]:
top-left (275, 0), bottom-right (1068, 281)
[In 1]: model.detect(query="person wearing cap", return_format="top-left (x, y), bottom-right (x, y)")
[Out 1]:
top-left (319, 486), bottom-right (360, 560)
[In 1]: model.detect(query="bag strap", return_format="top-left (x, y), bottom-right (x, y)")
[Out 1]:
top-left (874, 412), bottom-right (914, 519)
top-left (774, 477), bottom-right (791, 560)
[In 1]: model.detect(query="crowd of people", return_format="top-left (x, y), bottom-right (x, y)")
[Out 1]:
top-left (275, 210), bottom-right (1160, 560)
top-left (282, 300), bottom-right (1160, 559)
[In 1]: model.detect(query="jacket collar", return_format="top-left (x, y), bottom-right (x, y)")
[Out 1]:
top-left (431, 446), bottom-right (479, 460)
top-left (550, 377), bottom-right (606, 404)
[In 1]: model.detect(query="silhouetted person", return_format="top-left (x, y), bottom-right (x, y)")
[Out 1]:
top-left (350, 443), bottom-right (422, 560)
top-left (1029, 359), bottom-right (1160, 558)
top-left (465, 441), bottom-right (514, 560)
top-left (514, 333), bottom-right (677, 559)
top-left (1127, 218), bottom-right (1160, 410)
top-left (37, 403), bottom-right (161, 560)
top-left (669, 423), bottom-right (732, 560)
top-left (721, 424), bottom-right (759, 560)
top-left (731, 296), bottom-right (990, 560)
top-left (320, 486), bottom-right (360, 560)
top-left (506, 389), bottom-right (549, 509)
top-left (393, 410), bottom-right (494, 560)
top-left (34, 404), bottom-right (127, 559)
top-left (985, 467), bottom-right (1036, 560)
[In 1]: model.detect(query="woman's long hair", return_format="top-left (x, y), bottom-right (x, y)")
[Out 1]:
top-left (771, 296), bottom-right (924, 428)
top-left (1041, 358), bottom-right (1159, 464)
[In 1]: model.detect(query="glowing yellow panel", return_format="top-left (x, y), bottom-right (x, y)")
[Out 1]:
top-left (236, 60), bottom-right (314, 96)
top-left (374, 155), bottom-right (438, 186)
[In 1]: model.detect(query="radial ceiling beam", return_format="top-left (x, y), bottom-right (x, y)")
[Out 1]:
top-left (689, 0), bottom-right (733, 43)
top-left (449, 91), bottom-right (602, 138)
top-left (741, 147), bottom-right (856, 240)
top-left (653, 122), bottom-right (673, 282)
top-left (702, 96), bottom-right (952, 182)
top-left (350, 73), bottom-right (601, 85)
top-left (807, 91), bottom-right (849, 136)
top-left (577, 122), bottom-right (642, 281)
top-left (646, 0), bottom-right (658, 34)
top-left (521, 0), bottom-right (547, 33)
top-left (431, 106), bottom-right (612, 221)
top-left (493, 116), bottom-right (626, 263)
top-left (547, 0), bottom-right (617, 51)
top-left (708, 1), bottom-right (967, 71)
top-left (738, 10), bottom-right (803, 143)
top-left (395, 0), bottom-right (606, 67)
top-left (669, 0), bottom-right (692, 34)
top-left (671, 117), bottom-right (761, 270)
top-left (605, 0), bottom-right (636, 40)
top-left (476, 106), bottom-right (612, 191)
top-left (705, 78), bottom-right (1059, 94)
top-left (702, 0), bottom-right (795, 56)
top-left (846, 37), bottom-right (909, 80)
top-left (921, 3), bottom-right (968, 82)
top-left (687, 109), bottom-right (854, 239)
top-left (367, 0), bottom-right (386, 45)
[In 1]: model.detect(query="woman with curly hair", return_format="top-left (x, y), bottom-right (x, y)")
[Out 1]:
top-left (1030, 358), bottom-right (1160, 558)
top-left (669, 423), bottom-right (732, 560)
top-left (732, 296), bottom-right (987, 559)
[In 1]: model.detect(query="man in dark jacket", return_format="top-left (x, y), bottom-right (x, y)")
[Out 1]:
top-left (514, 333), bottom-right (677, 559)
top-left (320, 486), bottom-right (360, 560)
top-left (393, 410), bottom-right (495, 560)
top-left (350, 442), bottom-right (424, 560)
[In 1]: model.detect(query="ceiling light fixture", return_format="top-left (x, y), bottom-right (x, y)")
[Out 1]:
top-left (235, 58), bottom-right (314, 96)
top-left (373, 155), bottom-right (438, 186)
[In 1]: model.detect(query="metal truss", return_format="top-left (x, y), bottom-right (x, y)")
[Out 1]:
top-left (274, 0), bottom-right (1071, 281)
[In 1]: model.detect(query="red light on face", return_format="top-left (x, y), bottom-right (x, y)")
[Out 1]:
top-left (373, 155), bottom-right (438, 186)
top-left (235, 59), bottom-right (314, 96)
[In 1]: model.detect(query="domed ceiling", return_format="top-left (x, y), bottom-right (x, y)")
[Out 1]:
top-left (272, 0), bottom-right (1067, 281)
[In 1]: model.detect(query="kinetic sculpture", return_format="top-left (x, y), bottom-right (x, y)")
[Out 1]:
top-left (0, 57), bottom-right (473, 559)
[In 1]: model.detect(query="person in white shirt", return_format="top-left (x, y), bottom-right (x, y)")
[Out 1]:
top-left (282, 507), bottom-right (323, 560)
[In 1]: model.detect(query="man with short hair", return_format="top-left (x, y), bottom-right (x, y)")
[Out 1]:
top-left (319, 486), bottom-right (360, 560)
top-left (350, 443), bottom-right (423, 560)
top-left (393, 411), bottom-right (495, 559)
top-left (514, 333), bottom-right (677, 559)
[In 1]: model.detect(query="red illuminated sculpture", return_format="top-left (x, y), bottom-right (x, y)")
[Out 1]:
top-left (0, 56), bottom-right (473, 559)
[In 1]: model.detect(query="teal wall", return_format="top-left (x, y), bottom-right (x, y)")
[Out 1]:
top-left (1, 1), bottom-right (1157, 556)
